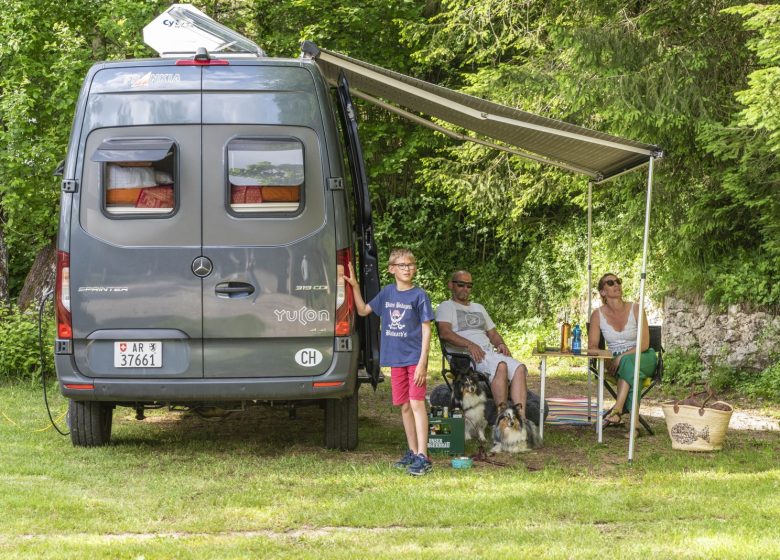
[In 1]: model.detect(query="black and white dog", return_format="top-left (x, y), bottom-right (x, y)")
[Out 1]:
top-left (454, 372), bottom-right (488, 444)
top-left (491, 403), bottom-right (541, 453)
top-left (429, 354), bottom-right (546, 452)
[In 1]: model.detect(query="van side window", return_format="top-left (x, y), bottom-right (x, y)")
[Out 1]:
top-left (228, 139), bottom-right (303, 215)
top-left (92, 139), bottom-right (177, 216)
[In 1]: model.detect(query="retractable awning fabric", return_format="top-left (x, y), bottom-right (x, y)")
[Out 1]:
top-left (305, 43), bottom-right (661, 182)
top-left (305, 42), bottom-right (661, 461)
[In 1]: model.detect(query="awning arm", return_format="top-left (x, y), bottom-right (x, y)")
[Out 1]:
top-left (593, 150), bottom-right (663, 184)
top-left (347, 88), bottom-right (599, 178)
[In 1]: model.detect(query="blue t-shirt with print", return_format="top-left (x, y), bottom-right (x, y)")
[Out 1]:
top-left (368, 284), bottom-right (434, 367)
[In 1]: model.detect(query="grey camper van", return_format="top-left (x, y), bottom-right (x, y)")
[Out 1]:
top-left (54, 8), bottom-right (380, 449)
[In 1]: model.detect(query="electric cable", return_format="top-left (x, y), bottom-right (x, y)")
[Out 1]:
top-left (38, 289), bottom-right (68, 436)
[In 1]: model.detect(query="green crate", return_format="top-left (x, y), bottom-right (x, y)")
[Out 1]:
top-left (427, 412), bottom-right (465, 455)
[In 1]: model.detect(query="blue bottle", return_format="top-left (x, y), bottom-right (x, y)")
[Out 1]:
top-left (572, 323), bottom-right (582, 355)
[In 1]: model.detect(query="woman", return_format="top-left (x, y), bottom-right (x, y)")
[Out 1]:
top-left (588, 273), bottom-right (657, 438)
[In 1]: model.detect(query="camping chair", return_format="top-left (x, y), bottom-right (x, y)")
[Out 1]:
top-left (589, 325), bottom-right (664, 435)
top-left (435, 322), bottom-right (494, 401)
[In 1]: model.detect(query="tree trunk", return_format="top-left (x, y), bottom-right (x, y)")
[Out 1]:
top-left (17, 240), bottom-right (57, 312)
top-left (0, 211), bottom-right (9, 307)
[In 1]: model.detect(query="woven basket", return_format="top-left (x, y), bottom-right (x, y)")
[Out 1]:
top-left (662, 400), bottom-right (733, 451)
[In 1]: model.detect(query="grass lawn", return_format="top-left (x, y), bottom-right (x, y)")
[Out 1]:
top-left (1, 364), bottom-right (779, 559)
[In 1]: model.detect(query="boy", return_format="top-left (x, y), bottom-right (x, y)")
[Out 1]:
top-left (345, 248), bottom-right (434, 475)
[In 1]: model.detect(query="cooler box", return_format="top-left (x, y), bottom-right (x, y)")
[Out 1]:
top-left (427, 411), bottom-right (465, 455)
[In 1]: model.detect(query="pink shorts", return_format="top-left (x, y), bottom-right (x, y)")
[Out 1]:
top-left (390, 365), bottom-right (427, 405)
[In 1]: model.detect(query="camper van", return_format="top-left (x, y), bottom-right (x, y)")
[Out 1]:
top-left (54, 6), bottom-right (380, 449)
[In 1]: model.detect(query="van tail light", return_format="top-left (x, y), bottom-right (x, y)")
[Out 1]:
top-left (335, 248), bottom-right (354, 336)
top-left (56, 250), bottom-right (72, 339)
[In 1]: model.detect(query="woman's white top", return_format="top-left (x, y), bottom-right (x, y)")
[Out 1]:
top-left (599, 303), bottom-right (637, 355)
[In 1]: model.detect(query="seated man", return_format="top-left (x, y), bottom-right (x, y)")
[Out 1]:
top-left (436, 270), bottom-right (528, 417)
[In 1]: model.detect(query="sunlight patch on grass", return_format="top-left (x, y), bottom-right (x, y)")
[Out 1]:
top-left (4, 525), bottom-right (780, 559)
top-left (2, 383), bottom-right (780, 559)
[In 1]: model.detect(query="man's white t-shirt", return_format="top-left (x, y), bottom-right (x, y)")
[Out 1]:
top-left (435, 299), bottom-right (495, 350)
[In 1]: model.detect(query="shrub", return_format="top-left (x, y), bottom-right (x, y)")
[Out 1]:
top-left (662, 348), bottom-right (705, 386)
top-left (0, 304), bottom-right (55, 384)
top-left (705, 360), bottom-right (755, 393)
top-left (738, 361), bottom-right (780, 400)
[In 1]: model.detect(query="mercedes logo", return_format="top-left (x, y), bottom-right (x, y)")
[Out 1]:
top-left (191, 256), bottom-right (213, 278)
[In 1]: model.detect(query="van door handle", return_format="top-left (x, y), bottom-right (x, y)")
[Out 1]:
top-left (215, 282), bottom-right (255, 298)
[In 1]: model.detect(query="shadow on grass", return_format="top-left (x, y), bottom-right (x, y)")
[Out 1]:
top-left (5, 378), bottom-right (779, 478)
top-left (95, 380), bottom-right (780, 480)
top-left (105, 386), bottom-right (402, 458)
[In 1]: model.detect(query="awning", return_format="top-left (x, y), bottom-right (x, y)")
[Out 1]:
top-left (304, 41), bottom-right (661, 461)
top-left (303, 43), bottom-right (662, 182)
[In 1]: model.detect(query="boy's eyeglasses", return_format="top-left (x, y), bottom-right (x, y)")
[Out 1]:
top-left (392, 262), bottom-right (416, 270)
top-left (604, 278), bottom-right (622, 287)
top-left (452, 281), bottom-right (473, 288)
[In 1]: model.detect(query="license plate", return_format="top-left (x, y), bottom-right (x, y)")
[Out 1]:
top-left (114, 341), bottom-right (162, 368)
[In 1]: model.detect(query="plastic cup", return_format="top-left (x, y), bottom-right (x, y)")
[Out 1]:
top-left (535, 337), bottom-right (545, 353)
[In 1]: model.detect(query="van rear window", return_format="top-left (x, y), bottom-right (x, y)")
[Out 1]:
top-left (227, 139), bottom-right (303, 215)
top-left (94, 140), bottom-right (177, 216)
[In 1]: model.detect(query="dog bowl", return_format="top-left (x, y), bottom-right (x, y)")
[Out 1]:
top-left (451, 456), bottom-right (473, 469)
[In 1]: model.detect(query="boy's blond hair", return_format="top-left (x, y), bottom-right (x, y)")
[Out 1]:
top-left (388, 248), bottom-right (415, 265)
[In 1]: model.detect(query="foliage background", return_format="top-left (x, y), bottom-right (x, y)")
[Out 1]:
top-left (0, 1), bottom-right (778, 381)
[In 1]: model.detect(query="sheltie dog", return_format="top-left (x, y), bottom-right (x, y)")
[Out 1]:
top-left (454, 373), bottom-right (488, 444)
top-left (490, 403), bottom-right (541, 453)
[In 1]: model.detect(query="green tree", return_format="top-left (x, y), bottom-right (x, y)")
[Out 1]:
top-left (0, 0), bottom-right (166, 294)
top-left (398, 0), bottom-right (780, 319)
top-left (1, 0), bottom-right (778, 321)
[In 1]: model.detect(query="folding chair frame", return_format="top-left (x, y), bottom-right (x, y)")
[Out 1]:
top-left (434, 322), bottom-right (494, 401)
top-left (589, 325), bottom-right (664, 435)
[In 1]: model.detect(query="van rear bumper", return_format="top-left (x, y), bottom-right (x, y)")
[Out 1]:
top-left (55, 346), bottom-right (359, 402)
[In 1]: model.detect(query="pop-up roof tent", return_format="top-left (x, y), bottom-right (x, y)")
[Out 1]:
top-left (147, 4), bottom-right (663, 462)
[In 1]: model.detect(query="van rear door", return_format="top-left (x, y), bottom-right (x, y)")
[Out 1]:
top-left (200, 123), bottom-right (335, 378)
top-left (335, 73), bottom-right (381, 387)
top-left (73, 121), bottom-right (203, 379)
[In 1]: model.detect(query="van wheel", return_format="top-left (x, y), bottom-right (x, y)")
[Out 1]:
top-left (324, 385), bottom-right (359, 451)
top-left (69, 400), bottom-right (113, 447)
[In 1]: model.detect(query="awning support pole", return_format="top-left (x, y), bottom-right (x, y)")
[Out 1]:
top-left (628, 156), bottom-right (654, 463)
top-left (586, 181), bottom-right (594, 424)
top-left (587, 181), bottom-right (593, 320)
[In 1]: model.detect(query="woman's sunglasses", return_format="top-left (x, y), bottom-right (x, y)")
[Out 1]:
top-left (604, 278), bottom-right (622, 287)
top-left (452, 280), bottom-right (473, 288)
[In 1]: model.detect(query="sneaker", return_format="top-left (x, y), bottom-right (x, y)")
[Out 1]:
top-left (393, 449), bottom-right (416, 469)
top-left (407, 453), bottom-right (433, 476)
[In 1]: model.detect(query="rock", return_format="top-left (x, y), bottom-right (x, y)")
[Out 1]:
top-left (662, 295), bottom-right (779, 373)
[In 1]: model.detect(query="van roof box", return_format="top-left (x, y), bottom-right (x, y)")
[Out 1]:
top-left (143, 3), bottom-right (265, 59)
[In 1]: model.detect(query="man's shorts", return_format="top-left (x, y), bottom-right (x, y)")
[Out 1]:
top-left (474, 350), bottom-right (525, 383)
top-left (390, 365), bottom-right (427, 405)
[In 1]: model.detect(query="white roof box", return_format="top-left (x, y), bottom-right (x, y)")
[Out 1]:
top-left (144, 3), bottom-right (264, 58)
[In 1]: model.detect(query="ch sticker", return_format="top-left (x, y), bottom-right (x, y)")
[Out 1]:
top-left (295, 348), bottom-right (323, 367)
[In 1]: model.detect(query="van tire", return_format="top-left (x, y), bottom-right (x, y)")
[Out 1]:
top-left (69, 400), bottom-right (113, 447)
top-left (324, 385), bottom-right (359, 450)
